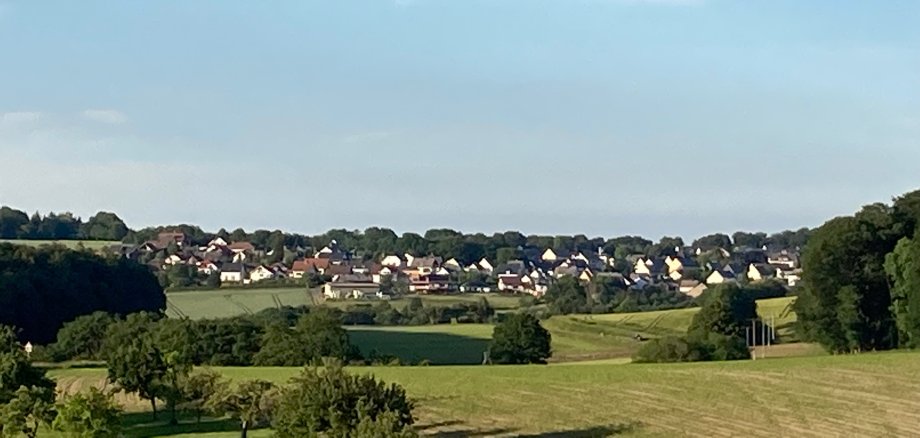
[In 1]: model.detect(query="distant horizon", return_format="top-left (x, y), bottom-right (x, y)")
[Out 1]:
top-left (2, 1), bottom-right (918, 238)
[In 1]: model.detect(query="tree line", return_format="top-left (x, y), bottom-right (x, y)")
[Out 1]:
top-left (0, 244), bottom-right (166, 344)
top-left (794, 189), bottom-right (920, 353)
top-left (0, 207), bottom-right (129, 241)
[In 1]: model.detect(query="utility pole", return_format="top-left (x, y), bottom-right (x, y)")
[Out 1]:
top-left (761, 317), bottom-right (767, 359)
top-left (751, 319), bottom-right (757, 360)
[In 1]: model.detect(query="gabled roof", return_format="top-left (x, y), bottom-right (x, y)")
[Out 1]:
top-left (228, 242), bottom-right (255, 252)
top-left (220, 262), bottom-right (246, 273)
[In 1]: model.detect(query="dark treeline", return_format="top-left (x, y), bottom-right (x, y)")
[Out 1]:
top-left (0, 207), bottom-right (129, 240)
top-left (0, 244), bottom-right (165, 343)
top-left (125, 226), bottom-right (811, 266)
top-left (0, 205), bottom-right (811, 265)
top-left (795, 189), bottom-right (920, 353)
top-left (46, 297), bottom-right (497, 366)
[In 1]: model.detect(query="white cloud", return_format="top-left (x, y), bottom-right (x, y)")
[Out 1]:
top-left (0, 111), bottom-right (42, 125)
top-left (81, 109), bottom-right (128, 124)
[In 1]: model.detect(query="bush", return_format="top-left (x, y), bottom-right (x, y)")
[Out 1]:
top-left (633, 336), bottom-right (705, 363)
top-left (52, 388), bottom-right (122, 438)
top-left (272, 363), bottom-right (414, 437)
top-left (50, 312), bottom-right (115, 362)
top-left (633, 334), bottom-right (750, 363)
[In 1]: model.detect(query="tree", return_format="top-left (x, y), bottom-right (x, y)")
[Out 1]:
top-left (0, 326), bottom-right (55, 408)
top-left (0, 207), bottom-right (29, 239)
top-left (693, 233), bottom-right (732, 251)
top-left (794, 206), bottom-right (900, 353)
top-left (50, 312), bottom-right (114, 361)
top-left (179, 368), bottom-right (228, 423)
top-left (688, 283), bottom-right (756, 340)
top-left (732, 231), bottom-right (767, 249)
top-left (544, 276), bottom-right (587, 315)
top-left (884, 237), bottom-right (920, 348)
top-left (272, 364), bottom-right (414, 438)
top-left (0, 244), bottom-right (165, 344)
top-left (208, 379), bottom-right (276, 438)
top-left (103, 313), bottom-right (167, 420)
top-left (295, 308), bottom-right (360, 362)
top-left (52, 388), bottom-right (122, 438)
top-left (489, 313), bottom-right (552, 364)
top-left (0, 385), bottom-right (55, 438)
top-left (81, 212), bottom-right (129, 241)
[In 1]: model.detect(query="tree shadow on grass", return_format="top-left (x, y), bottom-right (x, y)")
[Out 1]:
top-left (517, 422), bottom-right (643, 437)
top-left (348, 329), bottom-right (491, 365)
top-left (426, 422), bottom-right (641, 438)
top-left (120, 412), bottom-right (257, 437)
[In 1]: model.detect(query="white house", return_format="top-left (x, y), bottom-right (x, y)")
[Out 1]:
top-left (220, 263), bottom-right (248, 283)
top-left (249, 265), bottom-right (278, 283)
top-left (541, 248), bottom-right (562, 262)
top-left (381, 254), bottom-right (404, 268)
top-left (705, 269), bottom-right (737, 285)
top-left (478, 258), bottom-right (494, 273)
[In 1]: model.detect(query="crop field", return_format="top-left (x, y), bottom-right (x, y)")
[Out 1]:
top-left (165, 289), bottom-right (524, 319)
top-left (0, 239), bottom-right (119, 250)
top-left (50, 350), bottom-right (920, 437)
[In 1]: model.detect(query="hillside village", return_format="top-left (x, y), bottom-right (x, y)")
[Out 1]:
top-left (114, 231), bottom-right (804, 301)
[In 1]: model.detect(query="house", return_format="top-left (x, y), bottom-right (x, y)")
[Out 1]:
top-left (228, 241), bottom-right (255, 254)
top-left (460, 280), bottom-right (493, 293)
top-left (291, 258), bottom-right (331, 276)
top-left (578, 268), bottom-right (594, 282)
top-left (477, 258), bottom-right (494, 273)
top-left (380, 254), bottom-right (404, 268)
top-left (315, 241), bottom-right (348, 262)
top-left (250, 265), bottom-right (279, 283)
top-left (163, 254), bottom-right (184, 266)
top-left (747, 263), bottom-right (778, 282)
top-left (633, 258), bottom-right (665, 277)
top-left (767, 251), bottom-right (799, 269)
top-left (705, 269), bottom-right (737, 285)
top-left (207, 237), bottom-right (229, 248)
top-left (777, 268), bottom-right (803, 287)
top-left (685, 282), bottom-right (709, 298)
top-left (220, 263), bottom-right (248, 283)
top-left (541, 248), bottom-right (563, 262)
top-left (679, 279), bottom-right (701, 294)
top-left (443, 258), bottom-right (462, 271)
top-left (407, 271), bottom-right (451, 293)
top-left (197, 260), bottom-right (220, 275)
top-left (408, 256), bottom-right (442, 273)
top-left (323, 280), bottom-right (380, 300)
top-left (157, 231), bottom-right (188, 246)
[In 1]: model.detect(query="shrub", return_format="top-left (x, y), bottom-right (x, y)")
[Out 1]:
top-left (52, 388), bottom-right (122, 438)
top-left (272, 363), bottom-right (414, 437)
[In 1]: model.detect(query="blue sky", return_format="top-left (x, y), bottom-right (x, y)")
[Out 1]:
top-left (1, 1), bottom-right (918, 239)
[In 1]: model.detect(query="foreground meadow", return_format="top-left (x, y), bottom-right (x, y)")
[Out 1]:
top-left (51, 350), bottom-right (920, 437)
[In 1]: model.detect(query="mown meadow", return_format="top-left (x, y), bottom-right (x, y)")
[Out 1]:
top-left (50, 349), bottom-right (920, 437)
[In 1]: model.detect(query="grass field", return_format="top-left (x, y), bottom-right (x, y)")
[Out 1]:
top-left (0, 239), bottom-right (119, 250)
top-left (346, 297), bottom-right (805, 364)
top-left (50, 350), bottom-right (920, 437)
top-left (165, 289), bottom-right (525, 319)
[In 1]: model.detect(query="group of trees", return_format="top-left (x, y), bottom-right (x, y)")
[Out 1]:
top-left (544, 276), bottom-right (695, 315)
top-left (0, 244), bottom-right (166, 344)
top-left (0, 207), bottom-right (129, 241)
top-left (340, 297), bottom-right (495, 326)
top-left (3, 316), bottom-right (416, 437)
top-left (795, 189), bottom-right (920, 353)
top-left (47, 308), bottom-right (359, 369)
top-left (119, 220), bottom-right (809, 268)
top-left (0, 325), bottom-right (122, 437)
top-left (47, 298), bottom-right (502, 368)
top-left (633, 283), bottom-right (756, 363)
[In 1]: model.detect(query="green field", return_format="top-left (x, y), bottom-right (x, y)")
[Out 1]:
top-left (0, 239), bottom-right (119, 250)
top-left (347, 297), bottom-right (805, 364)
top-left (50, 350), bottom-right (920, 437)
top-left (165, 289), bottom-right (525, 319)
